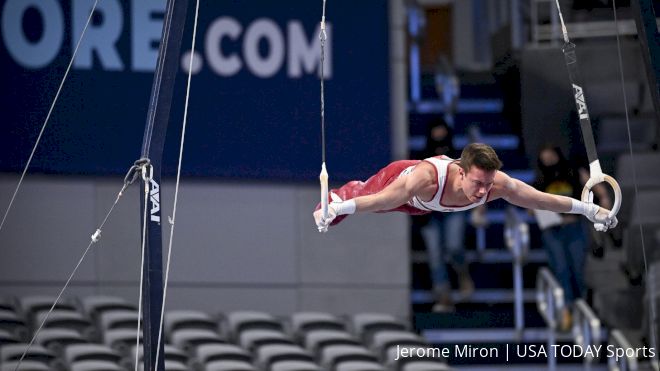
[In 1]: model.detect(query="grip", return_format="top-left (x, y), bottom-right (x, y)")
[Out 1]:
top-left (320, 163), bottom-right (329, 219)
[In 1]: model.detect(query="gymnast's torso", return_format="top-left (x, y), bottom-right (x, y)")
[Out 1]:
top-left (404, 156), bottom-right (489, 212)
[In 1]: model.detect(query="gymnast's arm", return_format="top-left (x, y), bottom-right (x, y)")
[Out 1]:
top-left (342, 164), bottom-right (435, 214)
top-left (363, 168), bottom-right (434, 212)
top-left (490, 171), bottom-right (611, 219)
top-left (313, 164), bottom-right (434, 231)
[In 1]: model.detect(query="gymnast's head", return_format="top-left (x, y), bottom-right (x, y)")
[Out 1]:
top-left (458, 143), bottom-right (503, 202)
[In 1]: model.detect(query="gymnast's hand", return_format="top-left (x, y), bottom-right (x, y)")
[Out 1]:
top-left (314, 206), bottom-right (337, 233)
top-left (583, 191), bottom-right (617, 232)
top-left (592, 207), bottom-right (618, 232)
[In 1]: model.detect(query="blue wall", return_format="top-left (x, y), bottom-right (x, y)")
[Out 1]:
top-left (0, 0), bottom-right (390, 182)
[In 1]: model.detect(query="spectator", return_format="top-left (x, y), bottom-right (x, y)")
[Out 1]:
top-left (532, 145), bottom-right (589, 331)
top-left (423, 119), bottom-right (473, 312)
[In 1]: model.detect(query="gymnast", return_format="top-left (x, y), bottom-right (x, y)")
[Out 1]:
top-left (313, 143), bottom-right (617, 233)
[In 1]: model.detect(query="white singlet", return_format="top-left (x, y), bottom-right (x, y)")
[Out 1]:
top-left (403, 156), bottom-right (489, 212)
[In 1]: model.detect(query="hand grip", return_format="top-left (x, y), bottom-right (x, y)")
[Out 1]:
top-left (320, 163), bottom-right (329, 219)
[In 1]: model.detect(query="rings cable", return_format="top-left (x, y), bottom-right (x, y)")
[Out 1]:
top-left (0, 0), bottom-right (100, 236)
top-left (611, 0), bottom-right (656, 363)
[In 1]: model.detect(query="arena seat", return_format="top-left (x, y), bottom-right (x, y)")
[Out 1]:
top-left (194, 343), bottom-right (252, 364)
top-left (383, 346), bottom-right (450, 370)
top-left (0, 298), bottom-right (15, 312)
top-left (401, 361), bottom-right (453, 371)
top-left (103, 328), bottom-right (142, 354)
top-left (225, 311), bottom-right (284, 338)
top-left (302, 329), bottom-right (361, 355)
top-left (0, 343), bottom-right (56, 365)
top-left (34, 328), bottom-right (86, 353)
top-left (203, 359), bottom-right (258, 371)
top-left (136, 359), bottom-right (188, 371)
top-left (64, 343), bottom-right (122, 364)
top-left (319, 344), bottom-right (379, 369)
top-left (254, 343), bottom-right (315, 369)
top-left (238, 329), bottom-right (293, 351)
top-left (0, 295), bottom-right (454, 371)
top-left (0, 329), bottom-right (19, 346)
top-left (34, 310), bottom-right (93, 337)
top-left (0, 360), bottom-right (51, 371)
top-left (169, 328), bottom-right (225, 352)
top-left (334, 360), bottom-right (387, 371)
top-left (164, 310), bottom-right (218, 335)
top-left (18, 296), bottom-right (77, 324)
top-left (0, 309), bottom-right (27, 340)
top-left (290, 312), bottom-right (346, 338)
top-left (368, 330), bottom-right (428, 359)
top-left (350, 313), bottom-right (408, 343)
top-left (129, 343), bottom-right (188, 365)
top-left (69, 359), bottom-right (125, 371)
top-left (99, 310), bottom-right (139, 331)
top-left (80, 296), bottom-right (136, 321)
top-left (269, 359), bottom-right (323, 371)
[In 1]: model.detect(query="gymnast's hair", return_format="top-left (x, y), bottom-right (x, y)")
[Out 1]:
top-left (459, 143), bottom-right (503, 172)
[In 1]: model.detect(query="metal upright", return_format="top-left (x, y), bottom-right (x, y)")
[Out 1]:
top-left (138, 0), bottom-right (189, 370)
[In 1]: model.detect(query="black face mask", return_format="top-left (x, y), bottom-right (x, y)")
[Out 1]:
top-left (539, 163), bottom-right (565, 180)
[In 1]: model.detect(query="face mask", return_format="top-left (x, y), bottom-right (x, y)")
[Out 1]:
top-left (540, 163), bottom-right (562, 178)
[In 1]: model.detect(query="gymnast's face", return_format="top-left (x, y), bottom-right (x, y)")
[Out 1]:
top-left (460, 166), bottom-right (496, 202)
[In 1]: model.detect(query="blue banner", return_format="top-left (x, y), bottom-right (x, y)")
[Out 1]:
top-left (0, 0), bottom-right (390, 182)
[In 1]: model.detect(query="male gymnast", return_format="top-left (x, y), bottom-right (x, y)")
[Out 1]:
top-left (313, 143), bottom-right (617, 232)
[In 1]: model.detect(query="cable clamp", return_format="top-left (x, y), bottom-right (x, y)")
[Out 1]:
top-left (124, 158), bottom-right (151, 186)
top-left (136, 159), bottom-right (153, 183)
top-left (319, 18), bottom-right (327, 40)
top-left (91, 229), bottom-right (101, 243)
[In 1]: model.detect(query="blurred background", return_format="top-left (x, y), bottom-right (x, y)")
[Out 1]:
top-left (0, 0), bottom-right (659, 370)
